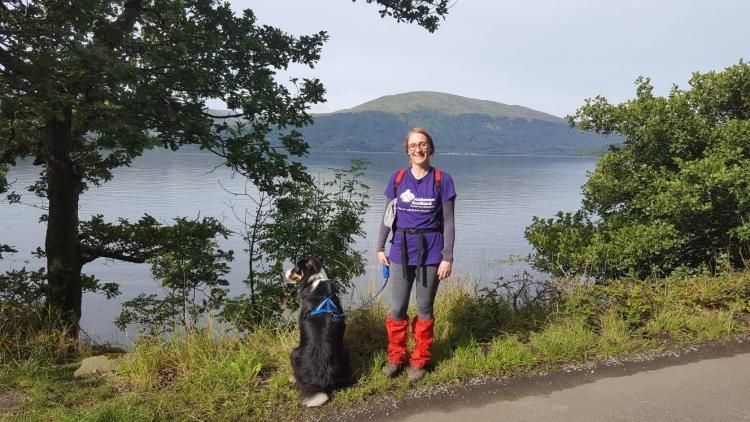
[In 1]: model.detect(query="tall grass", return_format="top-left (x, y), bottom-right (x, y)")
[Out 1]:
top-left (0, 304), bottom-right (83, 365)
top-left (115, 321), bottom-right (301, 421)
top-left (3, 271), bottom-right (750, 420)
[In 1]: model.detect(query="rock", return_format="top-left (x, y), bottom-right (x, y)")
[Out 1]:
top-left (0, 391), bottom-right (25, 413)
top-left (74, 353), bottom-right (132, 378)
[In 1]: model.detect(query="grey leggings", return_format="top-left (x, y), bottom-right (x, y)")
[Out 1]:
top-left (389, 263), bottom-right (440, 320)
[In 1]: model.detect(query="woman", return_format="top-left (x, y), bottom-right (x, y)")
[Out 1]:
top-left (376, 127), bottom-right (456, 382)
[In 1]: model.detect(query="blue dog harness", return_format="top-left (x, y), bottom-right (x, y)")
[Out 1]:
top-left (307, 295), bottom-right (345, 318)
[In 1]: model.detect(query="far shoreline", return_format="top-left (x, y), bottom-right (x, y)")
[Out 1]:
top-left (306, 149), bottom-right (607, 159)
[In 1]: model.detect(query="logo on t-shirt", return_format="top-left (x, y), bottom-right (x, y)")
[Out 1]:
top-left (399, 189), bottom-right (416, 203)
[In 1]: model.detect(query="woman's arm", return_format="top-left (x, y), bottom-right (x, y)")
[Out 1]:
top-left (441, 198), bottom-right (455, 262)
top-left (437, 198), bottom-right (455, 280)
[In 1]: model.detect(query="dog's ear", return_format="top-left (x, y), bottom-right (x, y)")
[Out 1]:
top-left (303, 257), bottom-right (321, 276)
top-left (295, 259), bottom-right (307, 273)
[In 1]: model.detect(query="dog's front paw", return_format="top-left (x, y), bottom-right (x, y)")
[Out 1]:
top-left (302, 392), bottom-right (329, 407)
top-left (288, 374), bottom-right (296, 384)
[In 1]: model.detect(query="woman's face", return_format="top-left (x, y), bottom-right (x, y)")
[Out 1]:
top-left (406, 133), bottom-right (431, 166)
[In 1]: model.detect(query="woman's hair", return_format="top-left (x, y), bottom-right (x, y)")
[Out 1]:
top-left (403, 128), bottom-right (435, 156)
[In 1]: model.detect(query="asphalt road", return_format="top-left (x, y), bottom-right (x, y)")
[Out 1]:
top-left (339, 340), bottom-right (750, 422)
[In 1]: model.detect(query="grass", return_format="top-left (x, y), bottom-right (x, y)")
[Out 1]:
top-left (530, 317), bottom-right (598, 364)
top-left (0, 305), bottom-right (83, 365)
top-left (2, 271), bottom-right (750, 421)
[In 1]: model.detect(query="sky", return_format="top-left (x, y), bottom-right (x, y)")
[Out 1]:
top-left (227, 0), bottom-right (750, 118)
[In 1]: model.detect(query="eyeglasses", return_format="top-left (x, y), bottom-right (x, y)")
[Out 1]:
top-left (407, 141), bottom-right (429, 151)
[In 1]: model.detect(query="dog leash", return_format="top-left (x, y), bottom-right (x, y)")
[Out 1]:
top-left (296, 267), bottom-right (389, 314)
top-left (351, 265), bottom-right (390, 311)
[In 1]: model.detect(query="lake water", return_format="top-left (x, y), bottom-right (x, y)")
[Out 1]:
top-left (0, 149), bottom-right (597, 342)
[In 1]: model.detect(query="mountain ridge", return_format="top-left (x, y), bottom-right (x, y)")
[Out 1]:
top-left (328, 91), bottom-right (562, 123)
top-left (300, 91), bottom-right (617, 155)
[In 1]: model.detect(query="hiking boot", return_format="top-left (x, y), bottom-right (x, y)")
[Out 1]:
top-left (407, 366), bottom-right (427, 382)
top-left (381, 362), bottom-right (403, 378)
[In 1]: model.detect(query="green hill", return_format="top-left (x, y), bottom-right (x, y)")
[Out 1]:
top-left (301, 91), bottom-right (618, 155)
top-left (336, 91), bottom-right (561, 122)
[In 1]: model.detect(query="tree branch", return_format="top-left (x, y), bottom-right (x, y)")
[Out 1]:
top-left (81, 247), bottom-right (150, 264)
top-left (201, 111), bottom-right (245, 119)
top-left (79, 214), bottom-right (165, 264)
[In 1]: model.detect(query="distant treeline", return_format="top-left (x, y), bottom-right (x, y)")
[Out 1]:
top-left (300, 111), bottom-right (619, 155)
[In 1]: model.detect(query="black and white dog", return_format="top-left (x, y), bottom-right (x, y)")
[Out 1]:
top-left (285, 257), bottom-right (351, 407)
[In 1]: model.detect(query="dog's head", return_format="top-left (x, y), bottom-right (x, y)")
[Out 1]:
top-left (285, 257), bottom-right (328, 289)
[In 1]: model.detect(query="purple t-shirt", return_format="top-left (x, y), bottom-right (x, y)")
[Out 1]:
top-left (385, 167), bottom-right (456, 266)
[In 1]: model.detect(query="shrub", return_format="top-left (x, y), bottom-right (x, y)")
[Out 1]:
top-left (527, 61), bottom-right (750, 281)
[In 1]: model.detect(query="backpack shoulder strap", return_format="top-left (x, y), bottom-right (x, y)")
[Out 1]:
top-left (393, 168), bottom-right (441, 194)
top-left (393, 168), bottom-right (408, 194)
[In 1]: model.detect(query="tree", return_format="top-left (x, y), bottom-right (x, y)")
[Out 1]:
top-left (526, 60), bottom-right (750, 281)
top-left (222, 160), bottom-right (370, 329)
top-left (115, 217), bottom-right (233, 334)
top-left (0, 0), bottom-right (449, 334)
top-left (258, 160), bottom-right (370, 284)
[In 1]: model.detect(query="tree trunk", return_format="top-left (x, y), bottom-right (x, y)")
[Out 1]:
top-left (44, 107), bottom-right (83, 337)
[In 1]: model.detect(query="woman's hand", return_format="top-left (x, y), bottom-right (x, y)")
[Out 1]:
top-left (376, 251), bottom-right (390, 266)
top-left (437, 260), bottom-right (452, 280)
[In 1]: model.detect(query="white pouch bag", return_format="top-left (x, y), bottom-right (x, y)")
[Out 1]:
top-left (383, 197), bottom-right (397, 228)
